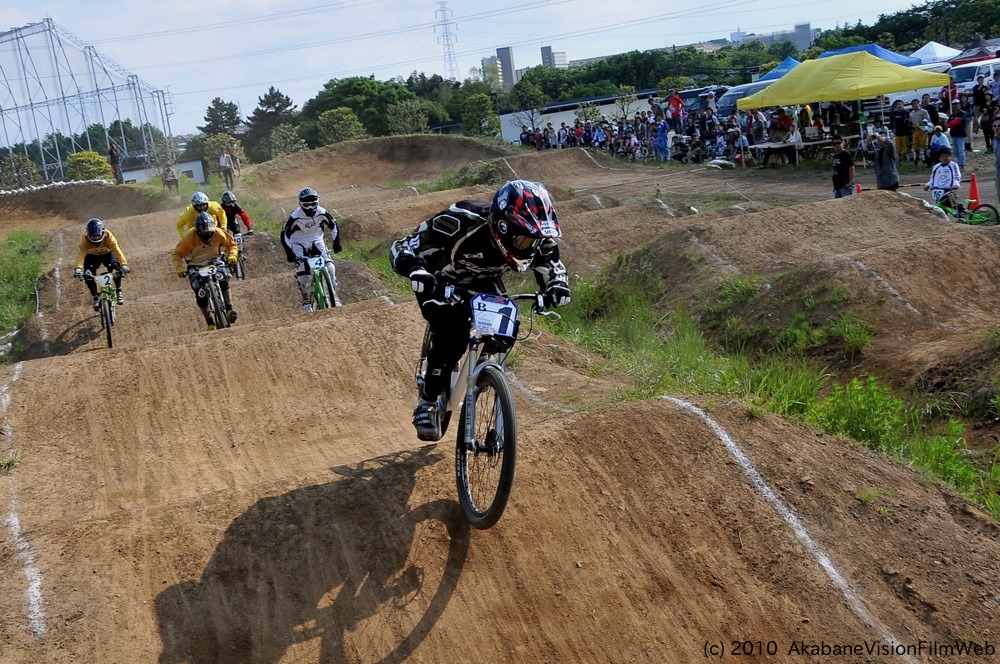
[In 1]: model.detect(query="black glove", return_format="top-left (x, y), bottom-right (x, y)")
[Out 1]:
top-left (545, 282), bottom-right (571, 308)
top-left (409, 268), bottom-right (436, 294)
top-left (333, 239), bottom-right (343, 253)
top-left (120, 265), bottom-right (130, 275)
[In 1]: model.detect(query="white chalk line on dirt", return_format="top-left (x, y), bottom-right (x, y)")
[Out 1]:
top-left (834, 255), bottom-right (954, 330)
top-left (1, 362), bottom-right (47, 637)
top-left (662, 397), bottom-right (916, 664)
top-left (506, 372), bottom-right (573, 414)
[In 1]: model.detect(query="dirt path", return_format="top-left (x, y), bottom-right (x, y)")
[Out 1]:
top-left (1, 136), bottom-right (997, 663)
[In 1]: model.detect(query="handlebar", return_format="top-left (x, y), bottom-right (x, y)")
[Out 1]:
top-left (437, 284), bottom-right (560, 318)
top-left (81, 268), bottom-right (125, 279)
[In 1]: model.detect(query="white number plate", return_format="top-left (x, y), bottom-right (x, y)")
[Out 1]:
top-left (95, 273), bottom-right (115, 287)
top-left (471, 293), bottom-right (518, 338)
top-left (235, 234), bottom-right (244, 246)
top-left (307, 256), bottom-right (326, 270)
top-left (197, 265), bottom-right (217, 277)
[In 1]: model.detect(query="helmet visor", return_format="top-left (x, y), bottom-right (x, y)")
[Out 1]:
top-left (300, 199), bottom-right (318, 212)
top-left (194, 203), bottom-right (208, 212)
top-left (88, 232), bottom-right (103, 242)
top-left (509, 234), bottom-right (541, 253)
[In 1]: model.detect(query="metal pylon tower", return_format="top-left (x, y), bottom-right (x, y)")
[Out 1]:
top-left (435, 1), bottom-right (460, 81)
top-left (0, 18), bottom-right (171, 180)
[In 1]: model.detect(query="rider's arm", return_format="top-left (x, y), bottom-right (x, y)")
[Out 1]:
top-left (170, 235), bottom-right (195, 274)
top-left (236, 207), bottom-right (252, 230)
top-left (220, 231), bottom-right (239, 264)
top-left (530, 238), bottom-right (569, 291)
top-left (105, 231), bottom-right (128, 266)
top-left (74, 235), bottom-right (89, 271)
top-left (209, 201), bottom-right (227, 228)
top-left (176, 207), bottom-right (195, 237)
top-left (951, 163), bottom-right (962, 188)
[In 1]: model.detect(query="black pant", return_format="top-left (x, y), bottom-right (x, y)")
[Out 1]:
top-left (188, 272), bottom-right (231, 319)
top-left (82, 254), bottom-right (122, 298)
top-left (416, 290), bottom-right (474, 400)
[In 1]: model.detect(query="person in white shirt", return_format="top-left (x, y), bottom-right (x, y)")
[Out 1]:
top-left (924, 147), bottom-right (962, 209)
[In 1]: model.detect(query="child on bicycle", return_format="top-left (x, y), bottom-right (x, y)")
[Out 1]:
top-left (176, 191), bottom-right (226, 237)
top-left (74, 218), bottom-right (130, 309)
top-left (924, 147), bottom-right (962, 210)
top-left (389, 179), bottom-right (571, 441)
top-left (171, 212), bottom-right (239, 330)
top-left (220, 190), bottom-right (255, 236)
top-left (280, 187), bottom-right (342, 312)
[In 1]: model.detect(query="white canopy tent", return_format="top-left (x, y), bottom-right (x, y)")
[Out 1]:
top-left (909, 41), bottom-right (961, 64)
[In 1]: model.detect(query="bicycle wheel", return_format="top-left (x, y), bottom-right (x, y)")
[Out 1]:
top-left (455, 365), bottom-right (517, 529)
top-left (235, 250), bottom-right (247, 280)
top-left (100, 298), bottom-right (113, 348)
top-left (321, 267), bottom-right (339, 308)
top-left (208, 282), bottom-right (229, 329)
top-left (970, 203), bottom-right (1000, 226)
top-left (312, 272), bottom-right (330, 310)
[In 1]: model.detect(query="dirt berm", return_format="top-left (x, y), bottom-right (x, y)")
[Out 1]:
top-left (0, 135), bottom-right (997, 663)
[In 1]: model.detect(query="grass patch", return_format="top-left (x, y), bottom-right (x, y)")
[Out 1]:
top-left (0, 451), bottom-right (21, 475)
top-left (544, 264), bottom-right (1000, 519)
top-left (0, 231), bottom-right (46, 334)
top-left (420, 161), bottom-right (506, 193)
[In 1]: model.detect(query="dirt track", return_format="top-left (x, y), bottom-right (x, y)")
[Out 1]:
top-left (1, 136), bottom-right (998, 663)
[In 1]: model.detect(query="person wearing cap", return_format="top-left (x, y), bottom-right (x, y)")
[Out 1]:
top-left (831, 137), bottom-right (855, 199)
top-left (928, 124), bottom-right (951, 166)
top-left (946, 100), bottom-right (969, 167)
top-left (909, 99), bottom-right (932, 164)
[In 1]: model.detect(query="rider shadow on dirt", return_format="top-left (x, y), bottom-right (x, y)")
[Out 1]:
top-left (155, 445), bottom-right (470, 664)
top-left (18, 316), bottom-right (100, 359)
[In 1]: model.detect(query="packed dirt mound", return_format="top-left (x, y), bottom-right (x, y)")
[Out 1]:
top-left (247, 134), bottom-right (520, 197)
top-left (2, 138), bottom-right (999, 663)
top-left (0, 183), bottom-right (176, 239)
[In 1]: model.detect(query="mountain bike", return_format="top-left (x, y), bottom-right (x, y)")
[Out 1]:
top-left (932, 193), bottom-right (1000, 226)
top-left (415, 285), bottom-right (558, 529)
top-left (233, 232), bottom-right (248, 280)
top-left (85, 268), bottom-right (123, 348)
top-left (305, 252), bottom-right (341, 310)
top-left (188, 260), bottom-right (231, 330)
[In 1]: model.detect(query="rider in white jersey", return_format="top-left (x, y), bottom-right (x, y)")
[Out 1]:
top-left (924, 147), bottom-right (962, 208)
top-left (280, 187), bottom-right (343, 311)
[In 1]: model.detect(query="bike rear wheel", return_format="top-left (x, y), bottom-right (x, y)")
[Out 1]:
top-left (455, 365), bottom-right (517, 529)
top-left (100, 298), bottom-right (113, 348)
top-left (970, 203), bottom-right (1000, 226)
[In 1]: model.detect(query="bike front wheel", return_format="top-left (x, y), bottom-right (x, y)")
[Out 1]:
top-left (208, 282), bottom-right (229, 329)
top-left (100, 298), bottom-right (113, 348)
top-left (455, 366), bottom-right (517, 529)
top-left (235, 250), bottom-right (247, 280)
top-left (970, 203), bottom-right (1000, 226)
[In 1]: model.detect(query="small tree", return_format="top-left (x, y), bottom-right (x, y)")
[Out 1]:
top-left (462, 93), bottom-right (500, 138)
top-left (0, 153), bottom-right (42, 188)
top-left (267, 124), bottom-right (309, 159)
top-left (65, 151), bottom-right (114, 181)
top-left (198, 98), bottom-right (242, 136)
top-left (614, 84), bottom-right (639, 120)
top-left (574, 101), bottom-right (601, 125)
top-left (510, 81), bottom-right (547, 132)
top-left (384, 99), bottom-right (429, 135)
top-left (318, 108), bottom-right (369, 145)
top-left (143, 135), bottom-right (178, 180)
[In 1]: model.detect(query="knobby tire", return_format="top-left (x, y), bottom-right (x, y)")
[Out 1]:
top-left (312, 270), bottom-right (331, 310)
top-left (321, 268), bottom-right (338, 308)
top-left (236, 251), bottom-right (247, 280)
top-left (455, 365), bottom-right (517, 529)
top-left (100, 297), bottom-right (113, 349)
top-left (208, 281), bottom-right (229, 329)
top-left (970, 203), bottom-right (1000, 226)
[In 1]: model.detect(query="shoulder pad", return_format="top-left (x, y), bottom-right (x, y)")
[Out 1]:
top-left (431, 214), bottom-right (462, 237)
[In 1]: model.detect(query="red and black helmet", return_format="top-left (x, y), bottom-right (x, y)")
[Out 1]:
top-left (488, 180), bottom-right (561, 269)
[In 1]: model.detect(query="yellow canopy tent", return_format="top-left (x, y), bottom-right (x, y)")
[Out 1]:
top-left (737, 51), bottom-right (950, 109)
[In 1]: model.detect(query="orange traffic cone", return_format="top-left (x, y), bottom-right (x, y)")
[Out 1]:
top-left (855, 183), bottom-right (862, 194)
top-left (969, 173), bottom-right (981, 207)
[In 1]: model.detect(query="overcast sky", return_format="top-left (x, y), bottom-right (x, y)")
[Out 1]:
top-left (5, 0), bottom-right (924, 135)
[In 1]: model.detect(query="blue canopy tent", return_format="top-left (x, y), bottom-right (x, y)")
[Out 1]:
top-left (818, 43), bottom-right (921, 66)
top-left (757, 56), bottom-right (800, 82)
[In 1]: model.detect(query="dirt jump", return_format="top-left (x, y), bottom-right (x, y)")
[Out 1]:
top-left (1, 135), bottom-right (997, 663)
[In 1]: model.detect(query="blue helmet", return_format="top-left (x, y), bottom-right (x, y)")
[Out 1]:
top-left (85, 218), bottom-right (105, 243)
top-left (191, 191), bottom-right (210, 209)
top-left (194, 211), bottom-right (215, 238)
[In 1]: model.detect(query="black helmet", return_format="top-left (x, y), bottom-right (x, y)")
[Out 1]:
top-left (86, 218), bottom-right (105, 243)
top-left (298, 187), bottom-right (319, 216)
top-left (488, 180), bottom-right (561, 269)
top-left (221, 190), bottom-right (237, 206)
top-left (194, 211), bottom-right (215, 239)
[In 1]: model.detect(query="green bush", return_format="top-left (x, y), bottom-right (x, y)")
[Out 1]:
top-left (65, 151), bottom-right (114, 181)
top-left (0, 231), bottom-right (45, 334)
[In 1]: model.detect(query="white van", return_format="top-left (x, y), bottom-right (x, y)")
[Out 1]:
top-left (878, 62), bottom-right (954, 109)
top-left (950, 58), bottom-right (1000, 95)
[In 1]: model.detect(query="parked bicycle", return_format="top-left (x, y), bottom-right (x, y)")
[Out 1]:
top-left (187, 259), bottom-right (232, 330)
top-left (932, 194), bottom-right (1000, 226)
top-left (415, 285), bottom-right (558, 529)
top-left (305, 251), bottom-right (341, 310)
top-left (85, 268), bottom-right (124, 348)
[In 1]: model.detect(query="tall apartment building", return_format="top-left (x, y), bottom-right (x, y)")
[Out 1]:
top-left (541, 46), bottom-right (568, 69)
top-left (480, 56), bottom-right (502, 89)
top-left (496, 46), bottom-right (518, 91)
top-left (737, 22), bottom-right (819, 51)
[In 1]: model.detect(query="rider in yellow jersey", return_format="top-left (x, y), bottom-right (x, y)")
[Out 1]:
top-left (176, 191), bottom-right (226, 237)
top-left (171, 212), bottom-right (239, 330)
top-left (73, 218), bottom-right (130, 309)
